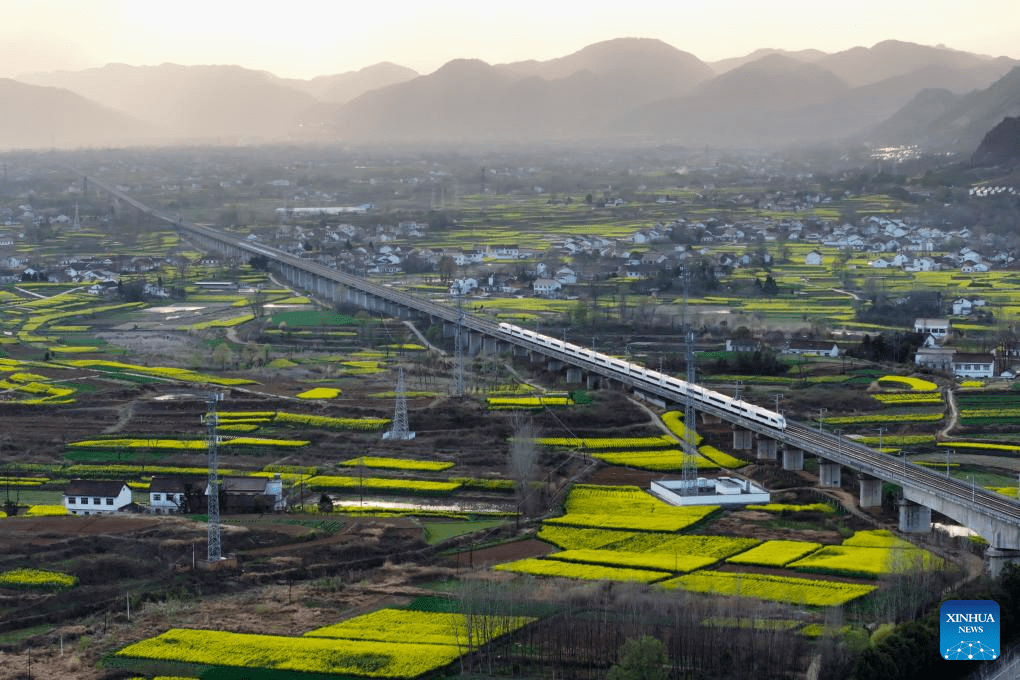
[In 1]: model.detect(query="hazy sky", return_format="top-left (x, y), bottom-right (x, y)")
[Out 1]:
top-left (3, 0), bottom-right (1019, 79)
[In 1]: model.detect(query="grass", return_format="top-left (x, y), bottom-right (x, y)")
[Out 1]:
top-left (422, 519), bottom-right (506, 544)
top-left (0, 623), bottom-right (55, 644)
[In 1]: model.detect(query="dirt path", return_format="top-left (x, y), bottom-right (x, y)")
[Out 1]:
top-left (102, 398), bottom-right (137, 434)
top-left (938, 386), bottom-right (960, 440)
top-left (626, 396), bottom-right (680, 442)
top-left (402, 320), bottom-right (446, 356)
top-left (831, 288), bottom-right (863, 301)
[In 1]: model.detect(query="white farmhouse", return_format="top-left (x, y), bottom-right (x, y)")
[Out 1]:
top-left (951, 352), bottom-right (996, 379)
top-left (952, 298), bottom-right (987, 316)
top-left (533, 278), bottom-right (562, 296)
top-left (804, 250), bottom-right (824, 266)
top-left (915, 346), bottom-right (955, 373)
top-left (784, 339), bottom-right (840, 357)
top-left (914, 318), bottom-right (951, 341)
top-left (554, 266), bottom-right (578, 285)
top-left (148, 476), bottom-right (188, 514)
top-left (64, 480), bottom-right (133, 515)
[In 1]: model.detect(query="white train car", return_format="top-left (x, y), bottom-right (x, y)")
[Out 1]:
top-left (496, 322), bottom-right (786, 430)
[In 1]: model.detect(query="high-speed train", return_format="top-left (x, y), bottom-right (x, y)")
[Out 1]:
top-left (497, 322), bottom-right (786, 431)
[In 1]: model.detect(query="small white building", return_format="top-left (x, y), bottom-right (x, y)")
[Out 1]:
top-left (805, 250), bottom-right (824, 266)
top-left (148, 476), bottom-right (188, 514)
top-left (64, 480), bottom-right (133, 515)
top-left (449, 278), bottom-right (478, 295)
top-left (554, 266), bottom-right (578, 285)
top-left (915, 318), bottom-right (951, 340)
top-left (951, 352), bottom-right (996, 379)
top-left (915, 346), bottom-right (955, 373)
top-left (784, 339), bottom-right (840, 357)
top-left (952, 298), bottom-right (986, 316)
top-left (651, 477), bottom-right (769, 507)
top-left (533, 278), bottom-right (562, 296)
top-left (488, 244), bottom-right (520, 260)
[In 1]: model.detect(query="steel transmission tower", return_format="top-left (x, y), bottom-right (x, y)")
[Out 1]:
top-left (453, 290), bottom-right (466, 397)
top-left (681, 266), bottom-right (699, 496)
top-left (205, 392), bottom-right (223, 561)
top-left (383, 367), bottom-right (415, 440)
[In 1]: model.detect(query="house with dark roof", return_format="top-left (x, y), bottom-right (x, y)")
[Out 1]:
top-left (148, 476), bottom-right (196, 514)
top-left (915, 346), bottom-right (955, 373)
top-left (209, 475), bottom-right (286, 513)
top-left (64, 480), bottom-right (132, 515)
top-left (783, 339), bottom-right (840, 358)
top-left (951, 352), bottom-right (996, 379)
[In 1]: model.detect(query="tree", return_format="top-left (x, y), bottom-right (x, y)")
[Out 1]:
top-left (317, 493), bottom-right (333, 513)
top-left (570, 298), bottom-right (590, 328)
top-left (607, 636), bottom-right (668, 680)
top-left (247, 289), bottom-right (267, 318)
top-left (119, 278), bottom-right (146, 302)
top-left (508, 413), bottom-right (539, 522)
top-left (211, 343), bottom-right (234, 370)
top-left (437, 255), bottom-right (456, 284)
top-left (172, 256), bottom-right (191, 299)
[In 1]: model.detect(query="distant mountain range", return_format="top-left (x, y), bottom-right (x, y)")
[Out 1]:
top-left (5, 38), bottom-right (1020, 152)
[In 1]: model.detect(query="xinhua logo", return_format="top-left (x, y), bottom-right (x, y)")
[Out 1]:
top-left (940, 600), bottom-right (999, 660)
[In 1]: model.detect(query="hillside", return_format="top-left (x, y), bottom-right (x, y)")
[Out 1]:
top-left (0, 78), bottom-right (144, 149)
top-left (19, 63), bottom-right (317, 142)
top-left (972, 116), bottom-right (1020, 166)
top-left (283, 62), bottom-right (419, 103)
top-left (868, 66), bottom-right (1020, 150)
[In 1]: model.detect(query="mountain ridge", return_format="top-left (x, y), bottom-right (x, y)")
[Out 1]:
top-left (3, 38), bottom-right (1019, 151)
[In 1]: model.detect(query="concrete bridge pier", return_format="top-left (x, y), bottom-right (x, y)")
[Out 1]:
top-left (732, 427), bottom-right (753, 451)
top-left (468, 333), bottom-right (483, 355)
top-left (782, 446), bottom-right (804, 471)
top-left (858, 475), bottom-right (883, 508)
top-left (482, 336), bottom-right (498, 354)
top-left (898, 499), bottom-right (932, 533)
top-left (546, 359), bottom-right (563, 372)
top-left (756, 437), bottom-right (778, 461)
top-left (565, 367), bottom-right (583, 384)
top-left (986, 548), bottom-right (1020, 577)
top-left (818, 460), bottom-right (841, 488)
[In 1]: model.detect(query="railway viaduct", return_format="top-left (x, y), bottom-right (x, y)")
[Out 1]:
top-left (87, 175), bottom-right (1020, 574)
